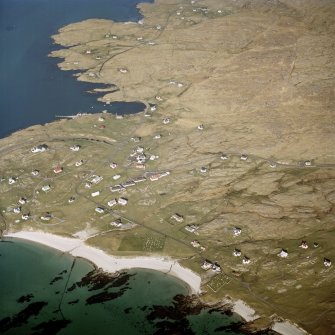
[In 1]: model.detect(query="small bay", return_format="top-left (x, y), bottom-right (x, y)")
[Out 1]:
top-left (0, 0), bottom-right (149, 138)
top-left (0, 238), bottom-right (248, 335)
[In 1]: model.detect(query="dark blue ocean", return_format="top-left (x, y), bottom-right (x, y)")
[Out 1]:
top-left (0, 0), bottom-right (147, 138)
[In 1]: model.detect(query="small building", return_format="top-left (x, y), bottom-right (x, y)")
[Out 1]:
top-left (113, 174), bottom-right (121, 180)
top-left (118, 197), bottom-right (128, 206)
top-left (53, 166), bottom-right (63, 174)
top-left (153, 134), bottom-right (161, 139)
top-left (98, 117), bottom-right (105, 122)
top-left (85, 182), bottom-right (92, 189)
top-left (90, 175), bottom-right (103, 184)
top-left (13, 207), bottom-right (21, 214)
top-left (119, 68), bottom-right (128, 73)
top-left (324, 258), bottom-right (331, 267)
top-left (304, 160), bottom-right (312, 167)
top-left (110, 185), bottom-right (125, 192)
top-left (22, 214), bottom-right (30, 220)
top-left (31, 144), bottom-right (48, 153)
top-left (41, 212), bottom-right (52, 221)
top-left (19, 197), bottom-right (27, 205)
top-left (70, 145), bottom-right (80, 152)
top-left (269, 162), bottom-right (277, 168)
top-left (108, 199), bottom-right (117, 207)
top-left (299, 240), bottom-right (308, 249)
top-left (95, 207), bottom-right (105, 214)
top-left (130, 137), bottom-right (141, 142)
top-left (233, 227), bottom-right (241, 236)
top-left (278, 249), bottom-right (288, 258)
top-left (110, 219), bottom-right (122, 227)
top-left (31, 169), bottom-right (39, 176)
top-left (212, 263), bottom-right (221, 273)
top-left (185, 225), bottom-right (199, 233)
top-left (191, 240), bottom-right (200, 248)
top-left (220, 154), bottom-right (228, 160)
top-left (136, 146), bottom-right (144, 153)
top-left (162, 118), bottom-right (170, 124)
top-left (242, 256), bottom-right (250, 264)
top-left (200, 167), bottom-right (207, 173)
top-left (313, 242), bottom-right (319, 248)
top-left (68, 197), bottom-right (75, 203)
top-left (240, 154), bottom-right (248, 161)
top-left (91, 191), bottom-right (100, 197)
top-left (136, 154), bottom-right (146, 163)
top-left (133, 176), bottom-right (146, 183)
top-left (135, 163), bottom-right (145, 169)
top-left (150, 105), bottom-right (157, 112)
top-left (171, 213), bottom-right (184, 223)
top-left (75, 160), bottom-right (84, 167)
top-left (42, 185), bottom-right (51, 192)
top-left (197, 124), bottom-right (204, 130)
top-left (8, 177), bottom-right (17, 185)
top-left (122, 180), bottom-right (135, 188)
top-left (155, 95), bottom-right (163, 101)
top-left (110, 162), bottom-right (118, 169)
top-left (150, 174), bottom-right (160, 181)
top-left (149, 155), bottom-right (158, 161)
top-left (201, 260), bottom-right (213, 270)
top-left (233, 248), bottom-right (242, 257)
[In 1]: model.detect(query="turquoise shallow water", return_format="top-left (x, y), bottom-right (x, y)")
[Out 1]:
top-left (0, 238), bottom-right (255, 335)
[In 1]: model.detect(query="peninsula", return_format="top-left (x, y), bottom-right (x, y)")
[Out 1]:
top-left (1, 0), bottom-right (334, 334)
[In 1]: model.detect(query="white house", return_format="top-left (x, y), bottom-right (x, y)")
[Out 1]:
top-left (171, 213), bottom-right (184, 223)
top-left (185, 225), bottom-right (199, 233)
top-left (91, 191), bottom-right (100, 197)
top-left (8, 177), bottom-right (17, 185)
top-left (113, 174), bottom-right (121, 180)
top-left (233, 227), bottom-right (242, 236)
top-left (75, 160), bottom-right (84, 167)
top-left (197, 124), bottom-right (204, 130)
top-left (233, 249), bottom-right (242, 257)
top-left (110, 219), bottom-right (122, 227)
top-left (108, 199), bottom-right (117, 207)
top-left (200, 167), bottom-right (207, 173)
top-left (31, 170), bottom-right (39, 176)
top-left (95, 207), bottom-right (104, 214)
top-left (304, 160), bottom-right (312, 166)
top-left (13, 207), bottom-right (21, 214)
top-left (110, 162), bottom-right (118, 169)
top-left (70, 145), bottom-right (80, 152)
top-left (162, 118), bottom-right (170, 124)
top-left (31, 144), bottom-right (48, 153)
top-left (42, 185), bottom-right (51, 192)
top-left (240, 154), bottom-right (248, 161)
top-left (22, 214), bottom-right (30, 220)
top-left (118, 197), bottom-right (128, 206)
top-left (324, 258), bottom-right (331, 267)
top-left (299, 241), bottom-right (308, 249)
top-left (242, 256), bottom-right (251, 264)
top-left (212, 263), bottom-right (221, 273)
top-left (19, 197), bottom-right (27, 205)
top-left (191, 240), bottom-right (200, 248)
top-left (220, 154), bottom-right (228, 160)
top-left (201, 260), bottom-right (213, 270)
top-left (278, 249), bottom-right (288, 258)
top-left (153, 134), bottom-right (161, 139)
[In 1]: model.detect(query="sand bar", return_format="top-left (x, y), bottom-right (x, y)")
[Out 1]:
top-left (5, 231), bottom-right (201, 294)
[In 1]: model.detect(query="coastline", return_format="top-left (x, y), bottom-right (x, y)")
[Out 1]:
top-left (4, 231), bottom-right (201, 294)
top-left (3, 231), bottom-right (308, 335)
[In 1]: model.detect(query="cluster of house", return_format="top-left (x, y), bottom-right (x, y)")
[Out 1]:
top-left (110, 219), bottom-right (123, 228)
top-left (107, 197), bottom-right (128, 207)
top-left (201, 260), bottom-right (222, 272)
top-left (191, 240), bottom-right (205, 251)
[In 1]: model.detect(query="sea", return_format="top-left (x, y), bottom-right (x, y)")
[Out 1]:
top-left (0, 0), bottom-right (146, 138)
top-left (0, 1), bottom-right (269, 334)
top-left (0, 238), bottom-right (248, 335)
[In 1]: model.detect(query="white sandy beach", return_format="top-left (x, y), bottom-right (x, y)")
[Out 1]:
top-left (5, 231), bottom-right (201, 294)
